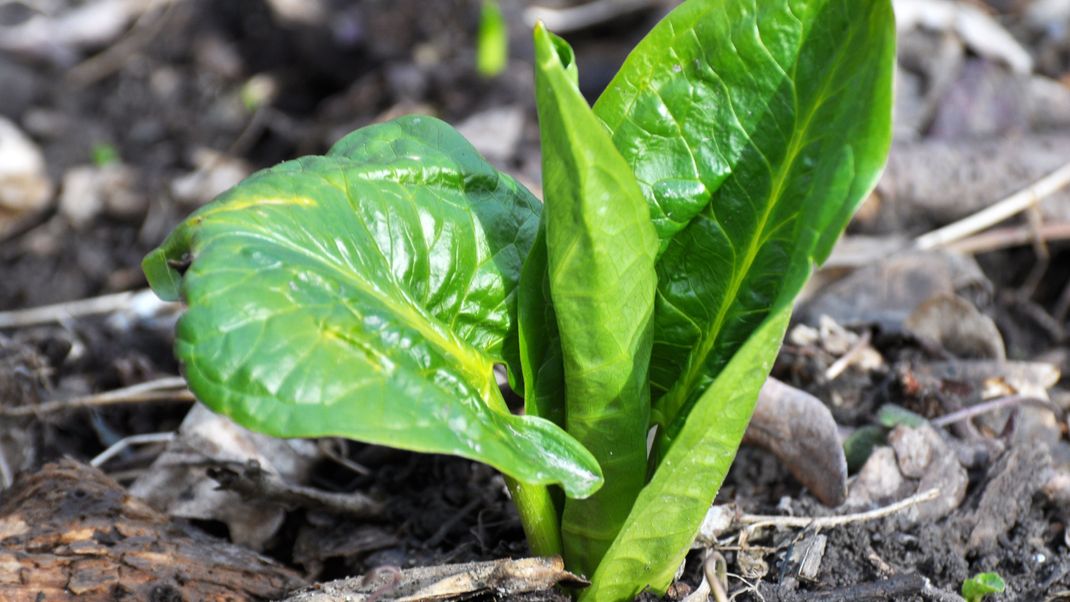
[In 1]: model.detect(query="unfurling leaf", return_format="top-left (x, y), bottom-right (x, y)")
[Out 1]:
top-left (533, 24), bottom-right (658, 576)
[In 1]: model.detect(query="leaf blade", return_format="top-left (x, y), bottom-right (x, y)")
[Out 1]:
top-left (581, 304), bottom-right (792, 601)
top-left (143, 116), bottom-right (603, 499)
top-left (592, 0), bottom-right (895, 438)
top-left (534, 24), bottom-right (659, 576)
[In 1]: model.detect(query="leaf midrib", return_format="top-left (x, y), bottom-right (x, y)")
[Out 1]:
top-left (658, 12), bottom-right (851, 427)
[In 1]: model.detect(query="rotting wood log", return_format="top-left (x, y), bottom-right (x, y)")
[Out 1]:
top-left (0, 458), bottom-right (305, 601)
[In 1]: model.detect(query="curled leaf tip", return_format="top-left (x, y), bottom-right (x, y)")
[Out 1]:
top-left (142, 247), bottom-right (183, 302)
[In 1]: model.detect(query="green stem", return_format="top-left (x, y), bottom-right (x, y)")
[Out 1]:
top-left (485, 381), bottom-right (563, 558)
top-left (507, 479), bottom-right (563, 557)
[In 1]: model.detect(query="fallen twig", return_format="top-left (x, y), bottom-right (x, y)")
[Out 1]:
top-left (915, 161), bottom-right (1070, 250)
top-left (90, 431), bottom-right (176, 467)
top-left (824, 329), bottom-right (873, 381)
top-left (946, 222), bottom-right (1070, 255)
top-left (66, 0), bottom-right (181, 86)
top-left (741, 488), bottom-right (940, 533)
top-left (706, 551), bottom-right (729, 602)
top-left (0, 376), bottom-right (192, 417)
top-left (525, 0), bottom-right (659, 32)
top-left (0, 289), bottom-right (176, 329)
top-left (931, 394), bottom-right (1054, 427)
top-left (207, 460), bottom-right (384, 519)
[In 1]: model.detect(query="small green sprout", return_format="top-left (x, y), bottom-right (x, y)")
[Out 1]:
top-left (477, 0), bottom-right (507, 77)
top-left (91, 143), bottom-right (119, 167)
top-left (962, 572), bottom-right (1006, 602)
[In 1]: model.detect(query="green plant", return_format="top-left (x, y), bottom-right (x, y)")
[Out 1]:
top-left (91, 143), bottom-right (119, 167)
top-left (477, 0), bottom-right (508, 77)
top-left (962, 572), bottom-right (1006, 602)
top-left (143, 1), bottom-right (894, 599)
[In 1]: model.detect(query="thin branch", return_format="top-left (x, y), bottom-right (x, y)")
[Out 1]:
top-left (525, 0), bottom-right (659, 32)
top-left (824, 329), bottom-right (872, 381)
top-left (1, 376), bottom-right (192, 417)
top-left (930, 395), bottom-right (1053, 427)
top-left (65, 0), bottom-right (180, 87)
top-left (90, 431), bottom-right (176, 467)
top-left (705, 551), bottom-right (729, 602)
top-left (947, 222), bottom-right (1070, 255)
top-left (915, 161), bottom-right (1070, 250)
top-left (741, 488), bottom-right (940, 533)
top-left (0, 289), bottom-right (162, 329)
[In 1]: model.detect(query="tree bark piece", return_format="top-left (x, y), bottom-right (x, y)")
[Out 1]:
top-left (0, 458), bottom-right (305, 601)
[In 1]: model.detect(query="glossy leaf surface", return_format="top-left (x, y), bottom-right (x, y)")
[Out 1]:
top-left (593, 0), bottom-right (896, 440)
top-left (143, 116), bottom-right (603, 499)
top-left (533, 24), bottom-right (659, 576)
top-left (582, 305), bottom-right (792, 601)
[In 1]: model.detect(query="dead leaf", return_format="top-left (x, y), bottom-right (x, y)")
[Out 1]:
top-left (130, 404), bottom-right (321, 550)
top-left (744, 378), bottom-right (848, 507)
top-left (280, 557), bottom-right (587, 602)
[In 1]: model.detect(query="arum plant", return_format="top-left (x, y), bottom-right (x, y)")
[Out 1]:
top-left (143, 0), bottom-right (894, 599)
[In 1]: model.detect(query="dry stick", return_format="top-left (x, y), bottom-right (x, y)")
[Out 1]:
top-left (823, 329), bottom-right (872, 381)
top-left (930, 394), bottom-right (1051, 427)
top-left (0, 376), bottom-right (192, 417)
top-left (90, 431), bottom-right (176, 467)
top-left (65, 0), bottom-right (180, 86)
top-left (740, 488), bottom-right (940, 533)
top-left (915, 160), bottom-right (1070, 250)
top-left (705, 552), bottom-right (730, 602)
top-left (948, 222), bottom-right (1070, 255)
top-left (0, 289), bottom-right (153, 329)
top-left (525, 0), bottom-right (658, 31)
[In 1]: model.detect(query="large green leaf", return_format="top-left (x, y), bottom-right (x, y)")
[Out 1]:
top-left (533, 24), bottom-right (659, 577)
top-left (581, 305), bottom-right (792, 601)
top-left (142, 116), bottom-right (603, 499)
top-left (593, 0), bottom-right (895, 443)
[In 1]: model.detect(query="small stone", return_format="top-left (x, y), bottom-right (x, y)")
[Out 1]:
top-left (910, 451), bottom-right (968, 522)
top-left (170, 148), bottom-right (251, 207)
top-left (846, 446), bottom-right (906, 507)
top-left (59, 164), bottom-right (142, 228)
top-left (887, 423), bottom-right (969, 524)
top-left (0, 117), bottom-right (51, 228)
top-left (456, 106), bottom-right (525, 163)
top-left (888, 424), bottom-right (940, 478)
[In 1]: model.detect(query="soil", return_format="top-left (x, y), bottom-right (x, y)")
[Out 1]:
top-left (1, 0), bottom-right (1069, 601)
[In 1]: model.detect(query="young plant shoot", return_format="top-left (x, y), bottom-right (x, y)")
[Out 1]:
top-left (143, 1), bottom-right (895, 600)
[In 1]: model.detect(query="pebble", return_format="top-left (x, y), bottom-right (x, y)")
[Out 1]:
top-left (456, 106), bottom-right (525, 163)
top-left (846, 446), bottom-right (906, 506)
top-left (59, 164), bottom-right (142, 228)
top-left (0, 116), bottom-right (52, 233)
top-left (170, 148), bottom-right (251, 207)
top-left (888, 423), bottom-right (938, 478)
